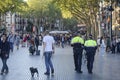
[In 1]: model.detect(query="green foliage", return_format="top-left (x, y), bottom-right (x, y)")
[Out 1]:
top-left (21, 0), bottom-right (64, 31)
top-left (53, 0), bottom-right (102, 35)
top-left (63, 18), bottom-right (78, 30)
top-left (23, 0), bottom-right (62, 19)
top-left (0, 0), bottom-right (28, 14)
top-left (25, 0), bottom-right (52, 17)
top-left (53, 0), bottom-right (100, 22)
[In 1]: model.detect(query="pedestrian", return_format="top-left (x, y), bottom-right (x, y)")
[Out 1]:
top-left (111, 37), bottom-right (116, 54)
top-left (71, 32), bottom-right (84, 73)
top-left (35, 34), bottom-right (39, 50)
top-left (7, 33), bottom-right (15, 52)
top-left (29, 36), bottom-right (35, 55)
top-left (116, 37), bottom-right (120, 53)
top-left (26, 33), bottom-right (31, 47)
top-left (84, 34), bottom-right (97, 74)
top-left (106, 36), bottom-right (111, 52)
top-left (61, 34), bottom-right (65, 48)
top-left (43, 31), bottom-right (55, 76)
top-left (0, 34), bottom-right (10, 75)
top-left (39, 34), bottom-right (43, 46)
top-left (99, 36), bottom-right (106, 56)
top-left (15, 33), bottom-right (20, 50)
top-left (22, 34), bottom-right (27, 47)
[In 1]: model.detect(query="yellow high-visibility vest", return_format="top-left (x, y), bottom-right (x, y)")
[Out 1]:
top-left (71, 36), bottom-right (84, 44)
top-left (84, 40), bottom-right (97, 47)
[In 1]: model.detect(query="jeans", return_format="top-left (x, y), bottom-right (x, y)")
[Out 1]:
top-left (44, 52), bottom-right (54, 73)
top-left (1, 58), bottom-right (8, 73)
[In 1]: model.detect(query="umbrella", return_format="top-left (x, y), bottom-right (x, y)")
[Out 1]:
top-left (49, 31), bottom-right (69, 34)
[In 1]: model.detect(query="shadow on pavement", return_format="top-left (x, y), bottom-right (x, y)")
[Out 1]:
top-left (1, 75), bottom-right (7, 80)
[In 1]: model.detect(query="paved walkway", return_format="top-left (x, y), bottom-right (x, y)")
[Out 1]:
top-left (0, 46), bottom-right (120, 80)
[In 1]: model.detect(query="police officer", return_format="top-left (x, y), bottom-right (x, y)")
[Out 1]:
top-left (71, 33), bottom-right (84, 73)
top-left (84, 35), bottom-right (97, 74)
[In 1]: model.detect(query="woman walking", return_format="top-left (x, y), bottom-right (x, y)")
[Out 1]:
top-left (99, 36), bottom-right (106, 56)
top-left (0, 34), bottom-right (10, 75)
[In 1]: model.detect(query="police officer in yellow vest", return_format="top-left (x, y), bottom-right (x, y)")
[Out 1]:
top-left (71, 33), bottom-right (84, 73)
top-left (84, 34), bottom-right (97, 74)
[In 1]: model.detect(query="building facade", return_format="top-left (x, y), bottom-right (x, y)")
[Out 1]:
top-left (5, 12), bottom-right (27, 33)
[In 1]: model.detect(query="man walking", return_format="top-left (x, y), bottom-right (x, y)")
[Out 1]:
top-left (71, 33), bottom-right (84, 73)
top-left (43, 31), bottom-right (55, 76)
top-left (84, 35), bottom-right (97, 74)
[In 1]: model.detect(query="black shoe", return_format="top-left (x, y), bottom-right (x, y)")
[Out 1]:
top-left (0, 72), bottom-right (3, 75)
top-left (75, 68), bottom-right (77, 71)
top-left (44, 72), bottom-right (50, 76)
top-left (51, 69), bottom-right (54, 74)
top-left (77, 70), bottom-right (83, 73)
top-left (88, 71), bottom-right (93, 74)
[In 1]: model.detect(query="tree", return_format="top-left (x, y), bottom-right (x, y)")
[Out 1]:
top-left (22, 0), bottom-right (63, 31)
top-left (63, 18), bottom-right (78, 31)
top-left (53, 0), bottom-right (101, 38)
top-left (0, 0), bottom-right (27, 14)
top-left (0, 0), bottom-right (28, 29)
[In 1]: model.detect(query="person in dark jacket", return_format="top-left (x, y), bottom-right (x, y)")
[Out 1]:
top-left (35, 35), bottom-right (39, 50)
top-left (84, 35), bottom-right (97, 74)
top-left (71, 33), bottom-right (84, 73)
top-left (0, 34), bottom-right (10, 75)
top-left (29, 36), bottom-right (35, 55)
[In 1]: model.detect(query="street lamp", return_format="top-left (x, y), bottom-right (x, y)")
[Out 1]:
top-left (108, 2), bottom-right (114, 46)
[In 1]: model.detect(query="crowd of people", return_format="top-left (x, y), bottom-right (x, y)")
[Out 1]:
top-left (0, 32), bottom-right (43, 75)
top-left (97, 36), bottom-right (120, 55)
top-left (0, 32), bottom-right (72, 75)
top-left (0, 31), bottom-right (120, 76)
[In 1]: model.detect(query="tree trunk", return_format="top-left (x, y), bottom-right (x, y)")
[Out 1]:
top-left (94, 14), bottom-right (99, 39)
top-left (0, 12), bottom-right (1, 28)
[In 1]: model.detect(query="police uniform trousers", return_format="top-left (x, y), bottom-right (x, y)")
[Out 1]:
top-left (73, 48), bottom-right (83, 72)
top-left (86, 50), bottom-right (95, 73)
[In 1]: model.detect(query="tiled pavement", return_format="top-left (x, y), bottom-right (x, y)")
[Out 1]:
top-left (0, 46), bottom-right (120, 80)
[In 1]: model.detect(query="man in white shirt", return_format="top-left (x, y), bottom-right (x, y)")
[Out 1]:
top-left (43, 31), bottom-right (55, 76)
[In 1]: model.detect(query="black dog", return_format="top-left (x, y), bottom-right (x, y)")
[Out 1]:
top-left (29, 67), bottom-right (39, 77)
